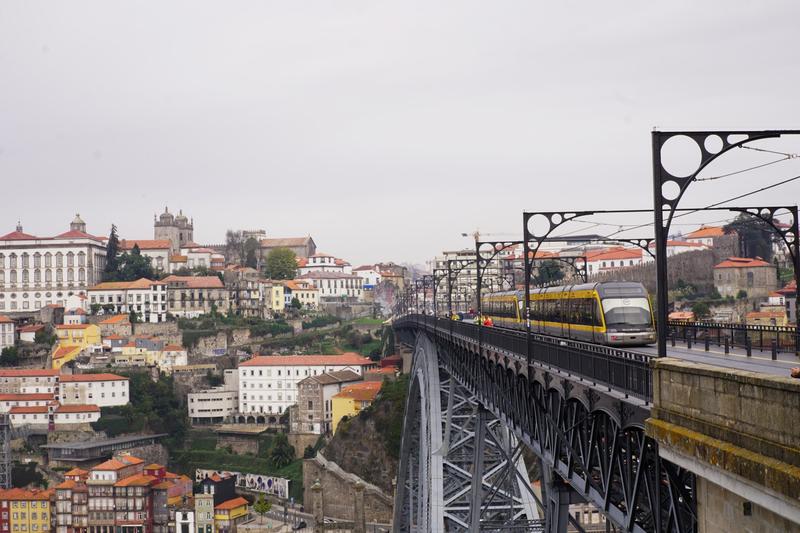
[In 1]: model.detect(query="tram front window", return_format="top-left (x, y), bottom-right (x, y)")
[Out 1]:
top-left (602, 297), bottom-right (652, 328)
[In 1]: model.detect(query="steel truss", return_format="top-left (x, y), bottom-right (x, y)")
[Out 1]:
top-left (394, 334), bottom-right (542, 532)
top-left (395, 326), bottom-right (697, 533)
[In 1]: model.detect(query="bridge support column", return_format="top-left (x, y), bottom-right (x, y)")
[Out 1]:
top-left (541, 465), bottom-right (577, 533)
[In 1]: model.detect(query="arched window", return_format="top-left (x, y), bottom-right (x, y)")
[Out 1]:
top-left (21, 253), bottom-right (29, 268)
top-left (78, 268), bottom-right (85, 282)
top-left (0, 270), bottom-right (4, 283)
top-left (56, 253), bottom-right (63, 268)
top-left (33, 253), bottom-right (41, 268)
top-left (45, 270), bottom-right (52, 283)
top-left (67, 252), bottom-right (74, 267)
top-left (10, 270), bottom-right (17, 284)
top-left (67, 269), bottom-right (74, 282)
top-left (56, 270), bottom-right (63, 282)
top-left (45, 253), bottom-right (52, 268)
top-left (9, 254), bottom-right (17, 268)
top-left (22, 270), bottom-right (29, 283)
top-left (34, 270), bottom-right (41, 283)
top-left (78, 252), bottom-right (86, 267)
top-left (0, 253), bottom-right (5, 269)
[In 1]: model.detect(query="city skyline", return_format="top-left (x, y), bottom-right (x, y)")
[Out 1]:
top-left (2, 2), bottom-right (800, 265)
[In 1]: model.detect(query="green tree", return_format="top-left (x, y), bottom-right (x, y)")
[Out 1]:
top-left (264, 248), bottom-right (298, 280)
top-left (252, 493), bottom-right (272, 524)
top-left (291, 297), bottom-right (302, 309)
top-left (268, 433), bottom-right (295, 468)
top-left (533, 260), bottom-right (564, 286)
top-left (129, 310), bottom-right (139, 323)
top-left (104, 224), bottom-right (120, 279)
top-left (737, 289), bottom-right (748, 300)
top-left (34, 329), bottom-right (56, 346)
top-left (724, 214), bottom-right (775, 261)
top-left (0, 347), bottom-right (19, 367)
top-left (90, 303), bottom-right (101, 315)
top-left (303, 445), bottom-right (316, 459)
top-left (691, 301), bottom-right (710, 319)
top-left (244, 238), bottom-right (259, 269)
top-left (116, 245), bottom-right (156, 281)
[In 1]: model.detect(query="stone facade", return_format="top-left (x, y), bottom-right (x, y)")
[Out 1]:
top-left (713, 257), bottom-right (778, 299)
top-left (153, 207), bottom-right (194, 254)
top-left (303, 454), bottom-right (393, 523)
top-left (645, 358), bottom-right (800, 529)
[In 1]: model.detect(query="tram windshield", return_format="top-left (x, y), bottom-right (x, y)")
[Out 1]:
top-left (601, 297), bottom-right (652, 327)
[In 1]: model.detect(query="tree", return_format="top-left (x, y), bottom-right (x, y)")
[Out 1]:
top-left (225, 230), bottom-right (246, 265)
top-left (737, 289), bottom-right (748, 300)
top-left (115, 245), bottom-right (156, 281)
top-left (532, 260), bottom-right (564, 286)
top-left (252, 493), bottom-right (272, 524)
top-left (129, 310), bottom-right (139, 323)
top-left (268, 433), bottom-right (295, 468)
top-left (90, 303), bottom-right (101, 315)
top-left (691, 301), bottom-right (710, 319)
top-left (725, 214), bottom-right (775, 261)
top-left (303, 445), bottom-right (316, 459)
top-left (264, 248), bottom-right (298, 280)
top-left (291, 297), bottom-right (302, 309)
top-left (0, 347), bottom-right (19, 367)
top-left (244, 238), bottom-right (259, 269)
top-left (104, 224), bottom-right (120, 279)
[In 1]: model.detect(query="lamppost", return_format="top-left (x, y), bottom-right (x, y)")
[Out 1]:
top-left (651, 130), bottom-right (800, 356)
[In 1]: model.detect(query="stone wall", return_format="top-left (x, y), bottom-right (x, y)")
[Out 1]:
top-left (590, 249), bottom-right (718, 293)
top-left (696, 477), bottom-right (798, 533)
top-left (217, 433), bottom-right (259, 455)
top-left (193, 332), bottom-right (228, 356)
top-left (645, 358), bottom-right (800, 529)
top-left (303, 454), bottom-right (393, 523)
top-left (288, 432), bottom-right (320, 459)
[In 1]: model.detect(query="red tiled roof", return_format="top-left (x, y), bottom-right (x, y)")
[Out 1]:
top-left (144, 463), bottom-right (164, 470)
top-left (119, 239), bottom-right (171, 250)
top-left (586, 247), bottom-right (643, 261)
top-left (714, 257), bottom-right (773, 269)
top-left (54, 230), bottom-right (103, 241)
top-left (0, 230), bottom-right (38, 241)
top-left (0, 393), bottom-right (54, 401)
top-left (163, 345), bottom-right (185, 351)
top-left (333, 381), bottom-right (382, 401)
top-left (118, 455), bottom-right (145, 465)
top-left (0, 315), bottom-right (13, 324)
top-left (66, 308), bottom-right (87, 315)
top-left (55, 404), bottom-right (100, 414)
top-left (0, 488), bottom-right (53, 500)
top-left (0, 369), bottom-right (58, 378)
top-left (55, 324), bottom-right (93, 330)
top-left (55, 479), bottom-right (77, 489)
top-left (99, 315), bottom-right (130, 325)
top-left (241, 353), bottom-right (373, 367)
top-left (215, 496), bottom-right (249, 510)
top-left (162, 275), bottom-right (224, 289)
top-left (686, 225), bottom-right (726, 239)
top-left (93, 459), bottom-right (129, 471)
top-left (9, 405), bottom-right (49, 414)
top-left (90, 278), bottom-right (164, 291)
top-left (104, 334), bottom-right (125, 340)
top-left (65, 468), bottom-right (88, 476)
top-left (18, 324), bottom-right (44, 333)
top-left (114, 474), bottom-right (156, 487)
top-left (53, 346), bottom-right (82, 360)
top-left (59, 373), bottom-right (128, 382)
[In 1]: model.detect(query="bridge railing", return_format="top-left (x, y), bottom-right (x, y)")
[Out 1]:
top-left (396, 314), bottom-right (653, 401)
top-left (668, 319), bottom-right (799, 353)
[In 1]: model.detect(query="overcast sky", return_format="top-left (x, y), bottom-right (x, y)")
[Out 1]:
top-left (2, 1), bottom-right (800, 265)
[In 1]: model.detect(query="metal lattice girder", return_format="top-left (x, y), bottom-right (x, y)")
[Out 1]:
top-left (394, 334), bottom-right (542, 532)
top-left (394, 321), bottom-right (698, 533)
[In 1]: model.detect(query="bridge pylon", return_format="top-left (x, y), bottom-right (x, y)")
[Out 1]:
top-left (394, 333), bottom-right (543, 532)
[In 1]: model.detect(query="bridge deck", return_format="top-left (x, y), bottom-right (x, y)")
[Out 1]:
top-left (641, 343), bottom-right (797, 376)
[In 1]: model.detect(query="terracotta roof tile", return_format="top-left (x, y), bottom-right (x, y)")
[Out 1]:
top-left (162, 275), bottom-right (224, 289)
top-left (714, 257), bottom-right (773, 269)
top-left (0, 315), bottom-right (13, 324)
top-left (9, 405), bottom-right (48, 414)
top-left (59, 373), bottom-right (128, 382)
top-left (215, 496), bottom-right (249, 510)
top-left (686, 225), bottom-right (726, 239)
top-left (55, 404), bottom-right (100, 414)
top-left (119, 239), bottom-right (171, 250)
top-left (0, 369), bottom-right (58, 378)
top-left (99, 315), bottom-right (130, 325)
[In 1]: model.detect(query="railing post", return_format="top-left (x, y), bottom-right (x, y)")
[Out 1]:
top-left (670, 332), bottom-right (675, 347)
top-left (772, 339), bottom-right (778, 361)
top-left (724, 337), bottom-right (730, 355)
top-left (746, 337), bottom-right (752, 357)
top-left (704, 336), bottom-right (710, 352)
top-left (687, 334), bottom-right (692, 350)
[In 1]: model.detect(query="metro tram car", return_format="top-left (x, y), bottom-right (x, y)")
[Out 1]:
top-left (481, 281), bottom-right (656, 346)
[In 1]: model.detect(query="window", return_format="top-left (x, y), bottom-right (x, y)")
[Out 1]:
top-left (44, 253), bottom-right (51, 268)
top-left (56, 253), bottom-right (63, 267)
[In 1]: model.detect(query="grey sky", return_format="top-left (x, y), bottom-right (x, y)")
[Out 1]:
top-left (2, 1), bottom-right (800, 265)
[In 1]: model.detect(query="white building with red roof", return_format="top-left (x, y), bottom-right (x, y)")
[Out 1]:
top-left (685, 225), bottom-right (727, 247)
top-left (237, 353), bottom-right (377, 417)
top-left (0, 368), bottom-right (59, 394)
top-left (0, 215), bottom-right (107, 314)
top-left (88, 278), bottom-right (168, 323)
top-left (162, 275), bottom-right (229, 317)
top-left (57, 373), bottom-right (130, 407)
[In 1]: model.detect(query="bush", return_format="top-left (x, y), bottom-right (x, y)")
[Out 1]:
top-left (303, 445), bottom-right (315, 459)
top-left (736, 289), bottom-right (748, 300)
top-left (302, 315), bottom-right (339, 330)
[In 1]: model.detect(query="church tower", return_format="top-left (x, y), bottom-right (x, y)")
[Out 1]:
top-left (154, 207), bottom-right (194, 253)
top-left (70, 214), bottom-right (87, 233)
